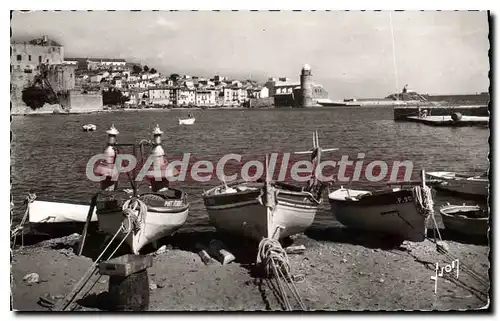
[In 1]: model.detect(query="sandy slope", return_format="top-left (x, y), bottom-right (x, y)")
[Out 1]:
top-left (10, 229), bottom-right (490, 312)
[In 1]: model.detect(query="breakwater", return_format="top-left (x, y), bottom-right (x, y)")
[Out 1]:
top-left (393, 105), bottom-right (489, 121)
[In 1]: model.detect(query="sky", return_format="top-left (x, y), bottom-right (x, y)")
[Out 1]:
top-left (11, 10), bottom-right (490, 99)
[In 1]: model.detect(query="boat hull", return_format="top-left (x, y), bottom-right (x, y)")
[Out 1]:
top-left (204, 183), bottom-right (318, 242)
top-left (28, 200), bottom-right (97, 224)
top-left (97, 208), bottom-right (189, 254)
top-left (440, 205), bottom-right (489, 236)
top-left (426, 172), bottom-right (488, 197)
top-left (179, 118), bottom-right (195, 125)
top-left (96, 189), bottom-right (189, 254)
top-left (329, 188), bottom-right (427, 242)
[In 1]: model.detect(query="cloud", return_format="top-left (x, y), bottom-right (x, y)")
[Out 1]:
top-left (156, 17), bottom-right (178, 30)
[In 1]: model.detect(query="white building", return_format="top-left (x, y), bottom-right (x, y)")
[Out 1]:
top-left (177, 88), bottom-right (196, 106)
top-left (196, 90), bottom-right (217, 106)
top-left (223, 86), bottom-right (248, 106)
top-left (87, 58), bottom-right (127, 71)
top-left (248, 87), bottom-right (269, 99)
top-left (148, 87), bottom-right (170, 105)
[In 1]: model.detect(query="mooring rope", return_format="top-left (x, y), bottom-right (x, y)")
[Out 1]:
top-left (411, 184), bottom-right (490, 290)
top-left (407, 183), bottom-right (489, 296)
top-left (413, 185), bottom-right (434, 217)
top-left (122, 198), bottom-right (148, 234)
top-left (256, 238), bottom-right (306, 311)
top-left (11, 193), bottom-right (37, 245)
top-left (67, 217), bottom-right (135, 311)
top-left (53, 220), bottom-right (133, 311)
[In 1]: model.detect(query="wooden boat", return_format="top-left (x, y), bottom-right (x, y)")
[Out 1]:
top-left (11, 196), bottom-right (98, 243)
top-left (178, 117), bottom-right (195, 125)
top-left (203, 180), bottom-right (323, 242)
top-left (203, 131), bottom-right (335, 242)
top-left (96, 188), bottom-right (189, 254)
top-left (94, 124), bottom-right (189, 254)
top-left (83, 124), bottom-right (97, 132)
top-left (440, 203), bottom-right (489, 236)
top-left (29, 199), bottom-right (97, 224)
top-left (328, 176), bottom-right (432, 242)
top-left (426, 171), bottom-right (488, 197)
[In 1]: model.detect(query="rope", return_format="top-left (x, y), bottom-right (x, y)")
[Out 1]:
top-left (122, 198), bottom-right (148, 234)
top-left (67, 218), bottom-right (134, 311)
top-left (411, 184), bottom-right (490, 292)
top-left (412, 185), bottom-right (434, 217)
top-left (54, 221), bottom-right (132, 311)
top-left (11, 193), bottom-right (37, 245)
top-left (256, 238), bottom-right (306, 310)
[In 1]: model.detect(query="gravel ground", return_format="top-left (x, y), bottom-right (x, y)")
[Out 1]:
top-left (10, 229), bottom-right (490, 311)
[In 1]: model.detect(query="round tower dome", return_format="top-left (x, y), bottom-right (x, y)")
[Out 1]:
top-left (302, 64), bottom-right (311, 71)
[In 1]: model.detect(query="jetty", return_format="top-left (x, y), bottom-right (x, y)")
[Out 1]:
top-left (393, 105), bottom-right (489, 121)
top-left (406, 115), bottom-right (489, 127)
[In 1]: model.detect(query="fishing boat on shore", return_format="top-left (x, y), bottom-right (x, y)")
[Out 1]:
top-left (11, 193), bottom-right (98, 242)
top-left (29, 198), bottom-right (97, 224)
top-left (93, 125), bottom-right (189, 254)
top-left (178, 115), bottom-right (195, 125)
top-left (426, 171), bottom-right (488, 197)
top-left (328, 171), bottom-right (434, 242)
top-left (440, 203), bottom-right (489, 236)
top-left (96, 187), bottom-right (189, 254)
top-left (203, 132), bottom-right (336, 242)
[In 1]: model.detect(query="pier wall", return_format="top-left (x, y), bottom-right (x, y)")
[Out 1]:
top-left (68, 91), bottom-right (103, 113)
top-left (10, 89), bottom-right (102, 115)
top-left (11, 101), bottom-right (67, 115)
top-left (274, 94), bottom-right (297, 107)
top-left (248, 97), bottom-right (274, 108)
top-left (394, 105), bottom-right (489, 121)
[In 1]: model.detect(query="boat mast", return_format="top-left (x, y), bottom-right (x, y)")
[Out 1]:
top-left (389, 11), bottom-right (400, 100)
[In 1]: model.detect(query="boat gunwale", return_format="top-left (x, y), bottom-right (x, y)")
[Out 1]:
top-left (439, 205), bottom-right (489, 221)
top-left (202, 179), bottom-right (319, 202)
top-left (328, 187), bottom-right (416, 206)
top-left (426, 171), bottom-right (489, 182)
top-left (30, 198), bottom-right (94, 206)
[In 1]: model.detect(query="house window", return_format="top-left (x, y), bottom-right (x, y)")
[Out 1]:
top-left (28, 55), bottom-right (31, 61)
top-left (16, 55), bottom-right (21, 61)
top-left (39, 56), bottom-right (42, 63)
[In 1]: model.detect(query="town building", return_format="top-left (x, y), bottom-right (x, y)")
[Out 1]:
top-left (11, 35), bottom-right (64, 72)
top-left (249, 87), bottom-right (269, 99)
top-left (11, 35), bottom-right (103, 115)
top-left (266, 64), bottom-right (329, 107)
top-left (85, 58), bottom-right (127, 71)
top-left (148, 87), bottom-right (170, 105)
top-left (196, 90), bottom-right (217, 106)
top-left (223, 86), bottom-right (248, 106)
top-left (177, 88), bottom-right (196, 106)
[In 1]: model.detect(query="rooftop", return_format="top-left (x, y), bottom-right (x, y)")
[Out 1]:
top-left (87, 58), bottom-right (127, 63)
top-left (12, 36), bottom-right (62, 47)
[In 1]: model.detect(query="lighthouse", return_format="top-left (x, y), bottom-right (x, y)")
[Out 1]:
top-left (300, 64), bottom-right (313, 107)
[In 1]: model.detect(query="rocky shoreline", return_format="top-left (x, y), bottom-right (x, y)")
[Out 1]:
top-left (10, 228), bottom-right (490, 311)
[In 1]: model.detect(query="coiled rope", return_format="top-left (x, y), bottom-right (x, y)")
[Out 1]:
top-left (122, 198), bottom-right (148, 234)
top-left (412, 184), bottom-right (434, 217)
top-left (256, 238), bottom-right (306, 310)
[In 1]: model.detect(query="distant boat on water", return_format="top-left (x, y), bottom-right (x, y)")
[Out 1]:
top-left (82, 124), bottom-right (97, 131)
top-left (316, 99), bottom-right (361, 107)
top-left (179, 116), bottom-right (195, 125)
